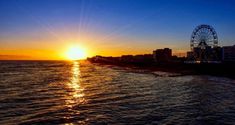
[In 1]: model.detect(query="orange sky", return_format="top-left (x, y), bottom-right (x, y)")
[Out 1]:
top-left (1, 0), bottom-right (235, 60)
top-left (0, 31), bottom-right (188, 60)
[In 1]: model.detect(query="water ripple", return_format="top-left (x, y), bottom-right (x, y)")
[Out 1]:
top-left (0, 61), bottom-right (235, 124)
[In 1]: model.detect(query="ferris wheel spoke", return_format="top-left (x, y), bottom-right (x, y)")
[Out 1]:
top-left (190, 25), bottom-right (218, 50)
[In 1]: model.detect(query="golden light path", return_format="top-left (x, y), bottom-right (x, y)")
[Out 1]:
top-left (66, 61), bottom-right (86, 109)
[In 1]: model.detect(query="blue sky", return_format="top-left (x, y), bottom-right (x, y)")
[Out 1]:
top-left (0, 0), bottom-right (235, 57)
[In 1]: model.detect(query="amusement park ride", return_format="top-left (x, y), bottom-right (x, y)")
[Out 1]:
top-left (190, 24), bottom-right (218, 50)
top-left (187, 24), bottom-right (222, 63)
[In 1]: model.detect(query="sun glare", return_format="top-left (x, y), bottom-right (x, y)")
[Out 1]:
top-left (66, 46), bottom-right (87, 60)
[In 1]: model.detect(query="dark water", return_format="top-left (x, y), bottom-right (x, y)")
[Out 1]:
top-left (0, 61), bottom-right (235, 125)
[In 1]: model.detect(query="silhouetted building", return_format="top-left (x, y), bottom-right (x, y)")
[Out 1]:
top-left (187, 51), bottom-right (194, 60)
top-left (120, 54), bottom-right (153, 64)
top-left (120, 55), bottom-right (134, 63)
top-left (223, 45), bottom-right (235, 62)
top-left (186, 47), bottom-right (222, 63)
top-left (153, 48), bottom-right (172, 63)
top-left (134, 54), bottom-right (153, 63)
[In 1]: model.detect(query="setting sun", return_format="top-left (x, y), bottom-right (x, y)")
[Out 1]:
top-left (66, 46), bottom-right (87, 60)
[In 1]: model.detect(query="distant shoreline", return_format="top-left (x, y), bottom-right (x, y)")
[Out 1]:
top-left (87, 58), bottom-right (235, 79)
top-left (0, 59), bottom-right (234, 79)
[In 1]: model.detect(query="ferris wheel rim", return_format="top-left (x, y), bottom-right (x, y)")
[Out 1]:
top-left (190, 24), bottom-right (218, 50)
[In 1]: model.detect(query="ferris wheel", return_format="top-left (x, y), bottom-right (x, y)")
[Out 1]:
top-left (190, 24), bottom-right (218, 50)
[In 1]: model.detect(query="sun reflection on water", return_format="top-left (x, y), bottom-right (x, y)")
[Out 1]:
top-left (66, 61), bottom-right (86, 108)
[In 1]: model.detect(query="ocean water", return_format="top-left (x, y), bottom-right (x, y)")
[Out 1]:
top-left (0, 61), bottom-right (235, 125)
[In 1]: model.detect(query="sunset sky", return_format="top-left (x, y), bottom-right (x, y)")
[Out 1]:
top-left (1, 0), bottom-right (235, 60)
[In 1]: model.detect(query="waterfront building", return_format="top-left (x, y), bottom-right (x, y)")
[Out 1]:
top-left (153, 48), bottom-right (172, 62)
top-left (222, 45), bottom-right (235, 62)
top-left (186, 51), bottom-right (194, 60)
top-left (120, 54), bottom-right (153, 63)
top-left (186, 46), bottom-right (222, 63)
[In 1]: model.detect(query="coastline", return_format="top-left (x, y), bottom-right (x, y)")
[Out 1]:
top-left (87, 59), bottom-right (235, 79)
